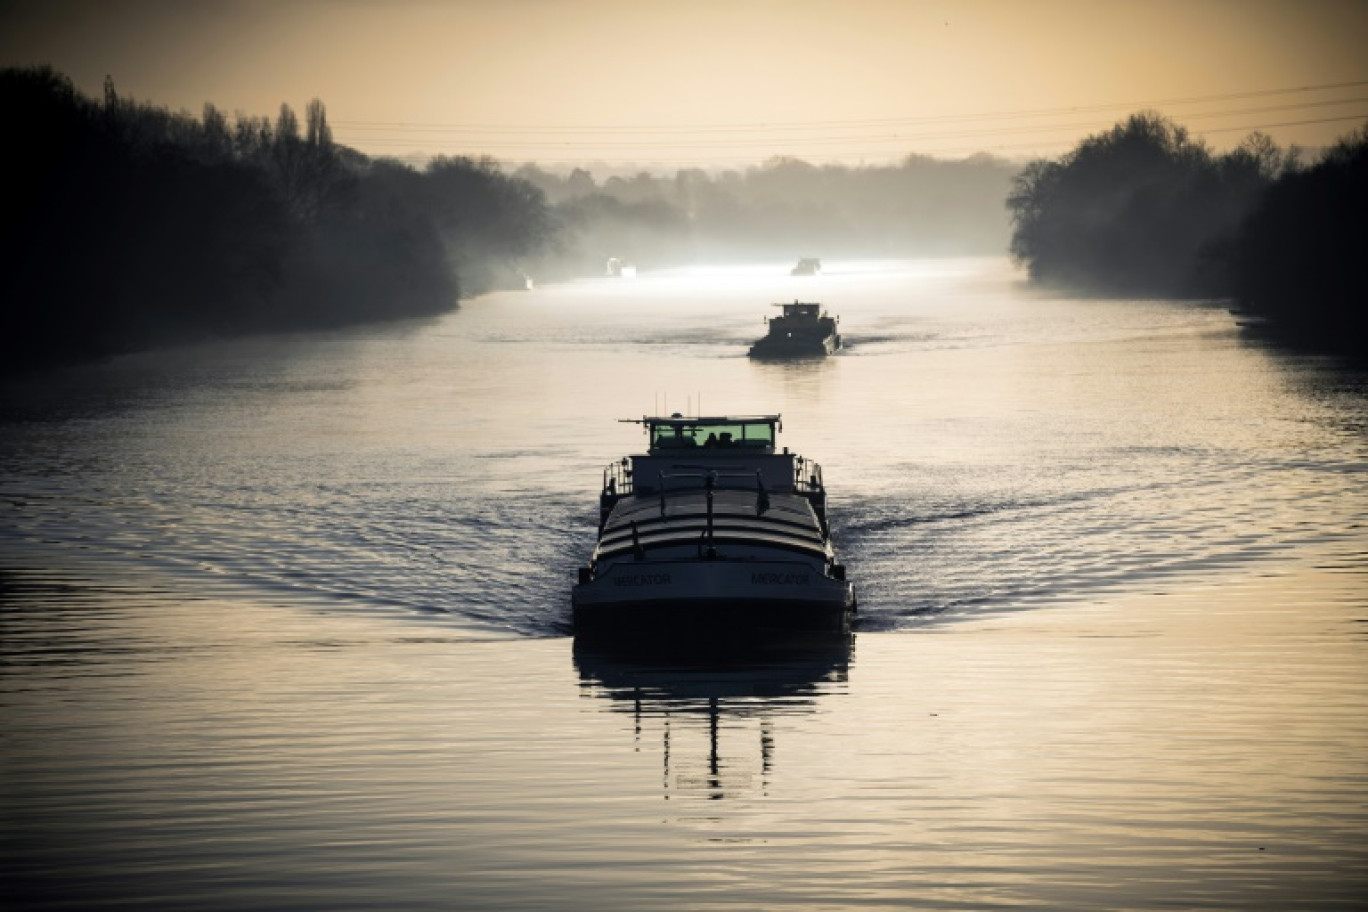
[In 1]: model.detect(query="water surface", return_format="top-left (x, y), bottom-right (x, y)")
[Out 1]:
top-left (3, 258), bottom-right (1366, 909)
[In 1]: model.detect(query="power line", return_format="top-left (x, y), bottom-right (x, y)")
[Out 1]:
top-left (334, 106), bottom-right (1368, 154)
top-left (344, 111), bottom-right (1368, 169)
top-left (330, 79), bottom-right (1368, 136)
top-left (324, 70), bottom-right (1368, 169)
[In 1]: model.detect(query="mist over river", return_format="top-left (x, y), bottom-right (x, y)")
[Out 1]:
top-left (3, 258), bottom-right (1367, 910)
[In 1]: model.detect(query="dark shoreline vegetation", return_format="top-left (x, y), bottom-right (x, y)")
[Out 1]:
top-left (2, 67), bottom-right (549, 374)
top-left (4, 68), bottom-right (1362, 375)
top-left (1, 66), bottom-right (1015, 375)
top-left (1008, 112), bottom-right (1367, 356)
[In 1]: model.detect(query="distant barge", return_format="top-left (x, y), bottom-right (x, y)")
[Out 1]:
top-left (748, 301), bottom-right (842, 358)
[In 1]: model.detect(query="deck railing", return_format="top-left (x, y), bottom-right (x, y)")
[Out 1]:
top-left (602, 455), bottom-right (825, 498)
top-left (601, 460), bottom-right (633, 497)
top-left (793, 456), bottom-right (824, 495)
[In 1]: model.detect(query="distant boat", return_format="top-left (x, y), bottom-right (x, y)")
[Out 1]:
top-left (606, 257), bottom-right (637, 278)
top-left (790, 257), bottom-right (821, 276)
top-left (748, 301), bottom-right (842, 359)
top-left (571, 413), bottom-right (855, 636)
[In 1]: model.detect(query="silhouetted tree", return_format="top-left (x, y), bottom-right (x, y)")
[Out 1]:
top-left (1007, 112), bottom-right (1283, 296)
top-left (199, 102), bottom-right (233, 160)
top-left (1232, 124), bottom-right (1367, 354)
top-left (423, 156), bottom-right (553, 292)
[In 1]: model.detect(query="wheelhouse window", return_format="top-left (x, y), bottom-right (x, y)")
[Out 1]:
top-left (649, 420), bottom-right (775, 450)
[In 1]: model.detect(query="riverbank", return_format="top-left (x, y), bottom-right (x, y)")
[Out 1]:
top-left (1, 66), bottom-right (552, 378)
top-left (1008, 114), bottom-right (1367, 357)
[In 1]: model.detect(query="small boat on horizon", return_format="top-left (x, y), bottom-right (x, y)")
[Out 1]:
top-left (606, 257), bottom-right (637, 278)
top-left (571, 413), bottom-right (855, 637)
top-left (791, 257), bottom-right (821, 276)
top-left (748, 301), bottom-right (842, 359)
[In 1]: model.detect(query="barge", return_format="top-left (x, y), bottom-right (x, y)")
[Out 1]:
top-left (748, 301), bottom-right (842, 358)
top-left (572, 414), bottom-right (855, 635)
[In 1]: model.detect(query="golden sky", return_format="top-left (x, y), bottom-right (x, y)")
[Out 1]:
top-left (3, 0), bottom-right (1366, 167)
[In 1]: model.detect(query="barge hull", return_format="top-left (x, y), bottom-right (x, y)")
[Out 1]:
top-left (572, 558), bottom-right (854, 634)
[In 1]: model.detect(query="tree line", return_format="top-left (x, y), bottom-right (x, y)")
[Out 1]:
top-left (517, 153), bottom-right (1016, 273)
top-left (9, 68), bottom-right (1360, 370)
top-left (1007, 112), bottom-right (1366, 354)
top-left (1, 66), bottom-right (552, 373)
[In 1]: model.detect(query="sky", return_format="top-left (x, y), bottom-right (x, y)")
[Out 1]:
top-left (3, 0), bottom-right (1367, 169)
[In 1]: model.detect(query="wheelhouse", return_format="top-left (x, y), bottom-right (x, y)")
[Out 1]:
top-left (775, 302), bottom-right (822, 321)
top-left (641, 415), bottom-right (779, 453)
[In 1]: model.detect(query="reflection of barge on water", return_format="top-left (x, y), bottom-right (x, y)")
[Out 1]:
top-left (574, 630), bottom-right (853, 801)
top-left (748, 301), bottom-right (842, 358)
top-left (571, 413), bottom-right (855, 636)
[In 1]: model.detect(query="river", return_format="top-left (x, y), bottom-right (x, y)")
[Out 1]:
top-left (2, 258), bottom-right (1366, 909)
